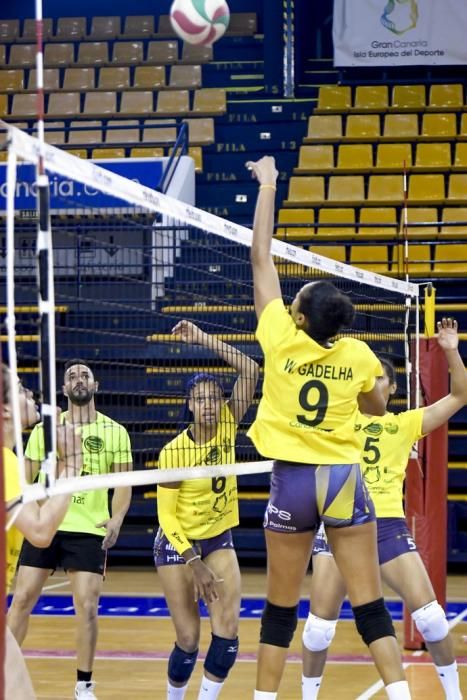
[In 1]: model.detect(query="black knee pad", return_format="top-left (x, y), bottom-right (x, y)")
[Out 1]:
top-left (168, 643), bottom-right (198, 684)
top-left (352, 597), bottom-right (395, 647)
top-left (204, 634), bottom-right (239, 680)
top-left (260, 601), bottom-right (298, 649)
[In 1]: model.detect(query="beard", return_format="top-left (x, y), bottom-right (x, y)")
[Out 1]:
top-left (68, 386), bottom-right (94, 406)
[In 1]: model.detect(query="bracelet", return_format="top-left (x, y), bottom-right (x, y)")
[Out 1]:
top-left (259, 184), bottom-right (277, 191)
top-left (185, 554), bottom-right (201, 566)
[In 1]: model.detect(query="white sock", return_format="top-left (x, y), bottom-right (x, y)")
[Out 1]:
top-left (302, 674), bottom-right (323, 699)
top-left (435, 661), bottom-right (463, 699)
top-left (167, 680), bottom-right (188, 699)
top-left (253, 692), bottom-right (277, 700)
top-left (197, 676), bottom-right (224, 700)
top-left (385, 680), bottom-right (411, 699)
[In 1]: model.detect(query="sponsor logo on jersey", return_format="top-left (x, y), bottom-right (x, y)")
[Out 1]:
top-left (363, 423), bottom-right (383, 436)
top-left (84, 435), bottom-right (105, 453)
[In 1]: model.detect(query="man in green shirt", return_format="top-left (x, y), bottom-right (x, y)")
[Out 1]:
top-left (7, 359), bottom-right (133, 700)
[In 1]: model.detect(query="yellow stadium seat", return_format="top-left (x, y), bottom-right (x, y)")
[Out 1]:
top-left (120, 91), bottom-right (154, 115)
top-left (383, 113), bottom-right (419, 140)
top-left (77, 42), bottom-right (109, 66)
top-left (0, 69), bottom-right (24, 92)
top-left (192, 89), bottom-right (226, 115)
top-left (11, 93), bottom-right (38, 118)
top-left (440, 208), bottom-right (467, 237)
top-left (284, 177), bottom-right (325, 206)
top-left (47, 92), bottom-right (81, 118)
top-left (408, 174), bottom-right (445, 204)
top-left (43, 121), bottom-right (65, 145)
top-left (434, 243), bottom-right (467, 275)
top-left (0, 94), bottom-right (7, 117)
top-left (368, 175), bottom-right (404, 204)
top-left (157, 15), bottom-right (175, 35)
top-left (21, 18), bottom-right (53, 43)
top-left (88, 16), bottom-right (120, 40)
top-left (404, 208), bottom-right (439, 239)
top-left (130, 147), bottom-right (164, 158)
top-left (414, 143), bottom-right (452, 172)
top-left (181, 43), bottom-right (213, 64)
top-left (183, 118), bottom-right (215, 145)
top-left (305, 115), bottom-right (342, 143)
top-left (390, 85), bottom-right (425, 111)
top-left (146, 41), bottom-right (178, 64)
top-left (28, 68), bottom-right (60, 91)
top-left (345, 114), bottom-right (380, 141)
top-left (54, 17), bottom-right (86, 41)
top-left (226, 13), bottom-right (257, 35)
top-left (188, 146), bottom-right (203, 172)
top-left (375, 143), bottom-right (412, 171)
top-left (448, 174), bottom-right (467, 204)
top-left (395, 244), bottom-right (432, 275)
top-left (336, 144), bottom-right (373, 172)
top-left (309, 245), bottom-right (347, 263)
top-left (83, 91), bottom-right (116, 117)
top-left (63, 67), bottom-right (95, 91)
top-left (133, 66), bottom-right (166, 89)
top-left (65, 148), bottom-right (88, 159)
top-left (92, 148), bottom-right (126, 159)
top-left (169, 65), bottom-right (202, 89)
top-left (317, 208), bottom-right (357, 238)
top-left (294, 145), bottom-right (334, 173)
top-left (359, 208), bottom-right (397, 239)
top-left (68, 120), bottom-right (103, 146)
top-left (106, 119), bottom-right (139, 144)
top-left (453, 143), bottom-right (467, 170)
top-left (428, 84), bottom-right (463, 112)
top-left (421, 113), bottom-right (457, 140)
top-left (157, 90), bottom-right (190, 116)
top-left (0, 46), bottom-right (6, 66)
top-left (0, 151), bottom-right (7, 162)
top-left (0, 20), bottom-right (19, 43)
top-left (316, 85), bottom-right (351, 113)
top-left (112, 41), bottom-right (144, 65)
top-left (9, 44), bottom-right (37, 67)
top-left (460, 114), bottom-right (467, 141)
top-left (353, 85), bottom-right (388, 112)
top-left (122, 15), bottom-right (155, 38)
top-left (276, 209), bottom-right (315, 240)
top-left (43, 43), bottom-right (74, 67)
top-left (143, 120), bottom-right (177, 144)
top-left (350, 245), bottom-right (390, 273)
top-left (98, 67), bottom-right (131, 90)
top-left (328, 176), bottom-right (365, 204)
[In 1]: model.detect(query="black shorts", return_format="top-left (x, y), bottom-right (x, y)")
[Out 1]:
top-left (19, 531), bottom-right (106, 576)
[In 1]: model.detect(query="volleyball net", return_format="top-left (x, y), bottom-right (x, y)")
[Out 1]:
top-left (2, 122), bottom-right (420, 509)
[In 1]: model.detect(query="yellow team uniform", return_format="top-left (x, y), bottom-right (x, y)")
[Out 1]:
top-left (355, 408), bottom-right (425, 518)
top-left (157, 404), bottom-right (239, 555)
top-left (4, 448), bottom-right (24, 591)
top-left (248, 298), bottom-right (382, 464)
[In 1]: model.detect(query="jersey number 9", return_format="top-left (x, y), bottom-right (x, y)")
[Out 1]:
top-left (297, 379), bottom-right (329, 427)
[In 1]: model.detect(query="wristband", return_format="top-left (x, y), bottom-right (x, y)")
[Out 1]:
top-left (259, 184), bottom-right (277, 191)
top-left (185, 554), bottom-right (201, 566)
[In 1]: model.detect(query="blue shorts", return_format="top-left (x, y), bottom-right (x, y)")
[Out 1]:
top-left (312, 517), bottom-right (417, 565)
top-left (153, 528), bottom-right (235, 568)
top-left (264, 461), bottom-right (375, 534)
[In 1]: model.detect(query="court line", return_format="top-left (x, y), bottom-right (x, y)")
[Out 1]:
top-left (42, 580), bottom-right (69, 591)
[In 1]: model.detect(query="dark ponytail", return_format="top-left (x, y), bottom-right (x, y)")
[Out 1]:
top-left (298, 281), bottom-right (355, 342)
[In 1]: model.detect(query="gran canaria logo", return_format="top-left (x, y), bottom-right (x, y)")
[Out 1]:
top-left (381, 0), bottom-right (418, 36)
top-left (84, 435), bottom-right (104, 453)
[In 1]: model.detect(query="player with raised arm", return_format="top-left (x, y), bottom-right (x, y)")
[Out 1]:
top-left (154, 320), bottom-right (259, 700)
top-left (8, 359), bottom-right (132, 700)
top-left (302, 322), bottom-right (465, 700)
top-left (246, 155), bottom-right (411, 700)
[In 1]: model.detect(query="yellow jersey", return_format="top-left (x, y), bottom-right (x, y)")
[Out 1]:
top-left (4, 448), bottom-right (24, 591)
top-left (355, 408), bottom-right (425, 517)
top-left (248, 298), bottom-right (382, 464)
top-left (157, 404), bottom-right (239, 554)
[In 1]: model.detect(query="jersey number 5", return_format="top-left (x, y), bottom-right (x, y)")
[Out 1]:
top-left (363, 436), bottom-right (381, 465)
top-left (297, 379), bottom-right (329, 427)
top-left (212, 477), bottom-right (226, 494)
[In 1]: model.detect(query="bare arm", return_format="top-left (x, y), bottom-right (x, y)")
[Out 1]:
top-left (246, 157), bottom-right (282, 319)
top-left (358, 381), bottom-right (386, 416)
top-left (97, 463), bottom-right (132, 550)
top-left (422, 318), bottom-right (467, 434)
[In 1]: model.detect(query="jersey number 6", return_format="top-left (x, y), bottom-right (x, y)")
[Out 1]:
top-left (297, 379), bottom-right (329, 427)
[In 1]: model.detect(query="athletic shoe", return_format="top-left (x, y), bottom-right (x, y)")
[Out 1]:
top-left (74, 681), bottom-right (98, 699)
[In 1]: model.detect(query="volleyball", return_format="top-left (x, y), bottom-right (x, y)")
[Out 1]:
top-left (169, 0), bottom-right (230, 46)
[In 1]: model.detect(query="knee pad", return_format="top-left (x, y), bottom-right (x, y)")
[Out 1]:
top-left (302, 613), bottom-right (338, 652)
top-left (352, 597), bottom-right (395, 647)
top-left (260, 601), bottom-right (298, 649)
top-left (411, 600), bottom-right (449, 643)
top-left (168, 643), bottom-right (198, 684)
top-left (204, 634), bottom-right (239, 680)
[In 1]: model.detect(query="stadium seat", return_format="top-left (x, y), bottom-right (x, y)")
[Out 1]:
top-left (375, 143), bottom-right (412, 171)
top-left (0, 20), bottom-right (19, 43)
top-left (88, 16), bottom-right (120, 40)
top-left (54, 17), bottom-right (86, 41)
top-left (47, 92), bottom-right (81, 117)
top-left (130, 147), bottom-right (164, 158)
top-left (328, 176), bottom-right (365, 204)
top-left (383, 113), bottom-right (419, 140)
top-left (345, 114), bottom-right (380, 141)
top-left (28, 68), bottom-right (60, 91)
top-left (395, 244), bottom-right (432, 275)
top-left (112, 41), bottom-right (144, 65)
top-left (276, 209), bottom-right (315, 240)
top-left (188, 146), bottom-right (203, 172)
top-left (77, 42), bottom-right (109, 66)
top-left (408, 174), bottom-right (445, 204)
top-left (428, 84), bottom-right (464, 111)
top-left (404, 208), bottom-right (439, 239)
top-left (309, 245), bottom-right (347, 263)
top-left (146, 41), bottom-right (178, 64)
top-left (133, 66), bottom-right (165, 89)
top-left (157, 16), bottom-right (176, 35)
top-left (183, 118), bottom-right (215, 145)
top-left (120, 91), bottom-right (154, 115)
top-left (91, 147), bottom-right (125, 159)
top-left (390, 85), bottom-right (425, 111)
top-left (106, 119), bottom-right (139, 144)
top-left (353, 85), bottom-right (388, 112)
top-left (305, 115), bottom-right (342, 142)
top-left (440, 208), bottom-right (467, 237)
top-left (143, 120), bottom-right (177, 144)
top-left (156, 90), bottom-right (190, 116)
top-left (21, 18), bottom-right (53, 43)
top-left (44, 43), bottom-right (74, 67)
top-left (169, 65), bottom-right (202, 89)
top-left (460, 114), bottom-right (467, 141)
top-left (0, 69), bottom-right (24, 92)
top-left (63, 67), bottom-right (95, 91)
top-left (284, 177), bottom-right (325, 206)
top-left (294, 145), bottom-right (334, 173)
top-left (43, 121), bottom-right (65, 145)
top-left (11, 93), bottom-right (38, 118)
top-left (368, 175), bottom-right (404, 204)
top-left (453, 143), bottom-right (467, 170)
top-left (434, 243), bottom-right (467, 275)
top-left (226, 13), bottom-right (257, 35)
top-left (122, 15), bottom-right (155, 38)
top-left (317, 208), bottom-right (357, 238)
top-left (68, 120), bottom-right (103, 145)
top-left (192, 89), bottom-right (226, 115)
top-left (66, 148), bottom-right (87, 158)
top-left (414, 143), bottom-right (451, 171)
top-left (336, 144), bottom-right (373, 171)
top-left (315, 85), bottom-right (351, 113)
top-left (0, 46), bottom-right (5, 66)
top-left (98, 67), bottom-right (130, 90)
top-left (421, 113), bottom-right (457, 140)
top-left (350, 245), bottom-right (390, 273)
top-left (359, 208), bottom-right (397, 238)
top-left (0, 94), bottom-right (6, 117)
top-left (181, 43), bottom-right (213, 64)
top-left (83, 91), bottom-right (116, 116)
top-left (448, 174), bottom-right (467, 203)
top-left (9, 44), bottom-right (36, 67)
